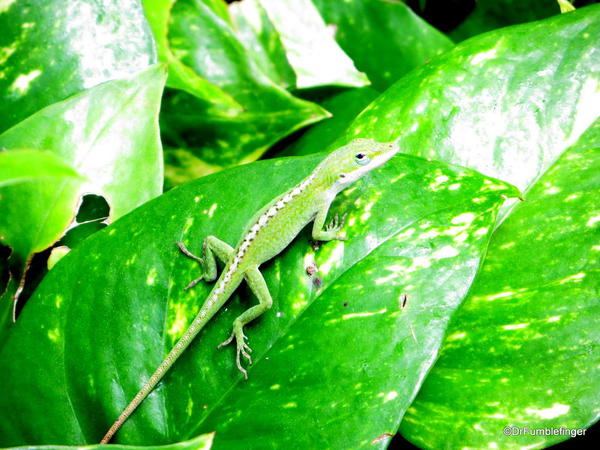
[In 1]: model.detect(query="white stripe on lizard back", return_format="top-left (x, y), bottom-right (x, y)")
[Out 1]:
top-left (226, 174), bottom-right (316, 272)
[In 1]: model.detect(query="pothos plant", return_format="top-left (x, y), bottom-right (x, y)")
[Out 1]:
top-left (0, 0), bottom-right (597, 449)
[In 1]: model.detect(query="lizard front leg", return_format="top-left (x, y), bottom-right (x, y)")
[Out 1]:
top-left (311, 201), bottom-right (348, 242)
top-left (177, 236), bottom-right (234, 289)
top-left (218, 266), bottom-right (273, 379)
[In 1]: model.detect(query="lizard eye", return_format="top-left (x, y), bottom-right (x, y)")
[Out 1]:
top-left (354, 152), bottom-right (370, 166)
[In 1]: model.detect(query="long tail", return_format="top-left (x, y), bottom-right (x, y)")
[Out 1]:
top-left (100, 275), bottom-right (233, 444)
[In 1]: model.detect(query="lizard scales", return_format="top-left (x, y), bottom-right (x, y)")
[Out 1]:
top-left (100, 138), bottom-right (398, 444)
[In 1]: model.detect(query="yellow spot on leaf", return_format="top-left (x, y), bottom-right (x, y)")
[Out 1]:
top-left (146, 267), bottom-right (158, 285)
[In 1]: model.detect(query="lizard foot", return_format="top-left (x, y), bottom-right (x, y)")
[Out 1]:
top-left (218, 325), bottom-right (253, 379)
top-left (325, 213), bottom-right (349, 241)
top-left (177, 242), bottom-right (209, 289)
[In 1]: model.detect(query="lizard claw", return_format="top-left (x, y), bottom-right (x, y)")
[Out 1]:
top-left (324, 212), bottom-right (349, 240)
top-left (218, 326), bottom-right (253, 379)
top-left (178, 241), bottom-right (211, 287)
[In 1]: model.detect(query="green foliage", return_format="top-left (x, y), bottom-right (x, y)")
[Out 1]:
top-left (0, 0), bottom-right (157, 134)
top-left (0, 1), bottom-right (598, 449)
top-left (3, 432), bottom-right (214, 450)
top-left (400, 120), bottom-right (600, 449)
top-left (450, 0), bottom-right (561, 41)
top-left (0, 153), bottom-right (517, 446)
top-left (312, 0), bottom-right (454, 90)
top-left (0, 65), bottom-right (166, 263)
top-left (340, 7), bottom-right (599, 194)
top-left (0, 150), bottom-right (84, 261)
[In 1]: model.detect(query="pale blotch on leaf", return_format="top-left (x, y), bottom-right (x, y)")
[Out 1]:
top-left (0, 0), bottom-right (18, 14)
top-left (485, 413), bottom-right (507, 419)
top-left (446, 331), bottom-right (467, 341)
top-left (499, 241), bottom-right (515, 249)
top-left (319, 244), bottom-right (344, 275)
top-left (525, 404), bottom-right (570, 419)
top-left (183, 217), bottom-right (194, 234)
top-left (283, 402), bottom-right (297, 409)
top-left (207, 203), bottom-right (218, 217)
top-left (291, 294), bottom-right (308, 311)
top-left (502, 323), bottom-right (529, 330)
top-left (451, 212), bottom-right (476, 225)
top-left (428, 174), bottom-right (450, 192)
top-left (342, 308), bottom-right (387, 320)
top-left (384, 391), bottom-right (398, 403)
top-left (586, 215), bottom-right (599, 227)
top-left (270, 384), bottom-right (281, 390)
top-left (125, 254), bottom-right (137, 266)
top-left (544, 185), bottom-right (561, 195)
top-left (472, 291), bottom-right (515, 302)
top-left (390, 173), bottom-right (406, 183)
top-left (375, 265), bottom-right (406, 285)
top-left (469, 48), bottom-right (498, 65)
top-left (167, 302), bottom-right (193, 338)
top-left (395, 228), bottom-right (416, 241)
top-left (55, 295), bottom-right (64, 309)
top-left (432, 245), bottom-right (459, 259)
top-left (186, 397), bottom-right (194, 416)
top-left (418, 229), bottom-right (440, 240)
top-left (558, 272), bottom-right (585, 284)
top-left (474, 227), bottom-right (489, 236)
top-left (146, 267), bottom-right (158, 285)
top-left (48, 328), bottom-right (61, 342)
top-left (0, 42), bottom-right (17, 66)
top-left (10, 69), bottom-right (42, 94)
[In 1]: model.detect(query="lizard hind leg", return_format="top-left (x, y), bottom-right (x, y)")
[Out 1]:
top-left (218, 267), bottom-right (273, 379)
top-left (177, 236), bottom-right (234, 289)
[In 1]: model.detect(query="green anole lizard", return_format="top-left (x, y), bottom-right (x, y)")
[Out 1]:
top-left (100, 138), bottom-right (398, 444)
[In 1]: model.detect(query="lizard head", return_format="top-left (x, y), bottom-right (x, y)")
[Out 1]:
top-left (321, 138), bottom-right (399, 192)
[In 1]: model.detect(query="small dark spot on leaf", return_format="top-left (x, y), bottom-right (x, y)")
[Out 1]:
top-left (400, 293), bottom-right (409, 310)
top-left (312, 277), bottom-right (322, 288)
top-left (343, 301), bottom-right (349, 307)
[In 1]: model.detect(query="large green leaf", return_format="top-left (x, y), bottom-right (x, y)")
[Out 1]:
top-left (0, 65), bottom-right (166, 262)
top-left (400, 121), bottom-right (600, 448)
top-left (0, 0), bottom-right (156, 134)
top-left (0, 150), bottom-right (84, 262)
top-left (339, 6), bottom-right (600, 194)
top-left (312, 0), bottom-right (454, 90)
top-left (0, 152), bottom-right (516, 447)
top-left (155, 0), bottom-right (328, 175)
top-left (229, 0), bottom-right (296, 89)
top-left (257, 0), bottom-right (369, 89)
top-left (141, 0), bottom-right (241, 112)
